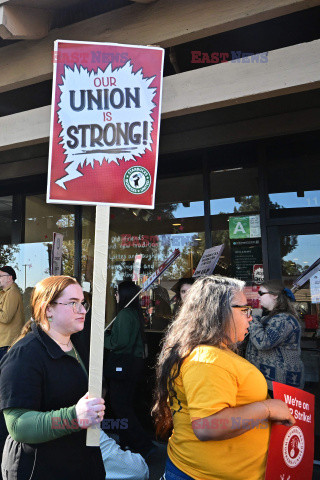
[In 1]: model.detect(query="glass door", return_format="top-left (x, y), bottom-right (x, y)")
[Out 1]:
top-left (277, 225), bottom-right (320, 460)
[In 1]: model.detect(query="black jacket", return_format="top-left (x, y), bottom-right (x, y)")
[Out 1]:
top-left (0, 322), bottom-right (105, 480)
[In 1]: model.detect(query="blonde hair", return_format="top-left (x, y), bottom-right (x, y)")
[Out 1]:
top-left (12, 276), bottom-right (79, 347)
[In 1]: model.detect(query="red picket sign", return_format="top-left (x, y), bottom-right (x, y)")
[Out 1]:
top-left (265, 382), bottom-right (314, 480)
top-left (47, 40), bottom-right (164, 208)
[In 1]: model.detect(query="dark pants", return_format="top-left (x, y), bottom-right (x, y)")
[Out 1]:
top-left (109, 357), bottom-right (153, 457)
top-left (0, 347), bottom-right (9, 480)
top-left (164, 457), bottom-right (195, 480)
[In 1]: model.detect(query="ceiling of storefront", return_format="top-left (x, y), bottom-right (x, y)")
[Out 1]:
top-left (0, 5), bottom-right (319, 117)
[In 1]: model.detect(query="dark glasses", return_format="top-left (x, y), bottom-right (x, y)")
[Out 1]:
top-left (231, 305), bottom-right (253, 318)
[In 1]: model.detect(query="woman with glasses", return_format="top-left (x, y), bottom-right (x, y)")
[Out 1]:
top-left (246, 280), bottom-right (304, 393)
top-left (0, 275), bottom-right (106, 480)
top-left (153, 275), bottom-right (294, 480)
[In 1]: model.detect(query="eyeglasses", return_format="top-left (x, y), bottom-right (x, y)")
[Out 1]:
top-left (231, 305), bottom-right (253, 318)
top-left (258, 291), bottom-right (269, 296)
top-left (51, 301), bottom-right (90, 313)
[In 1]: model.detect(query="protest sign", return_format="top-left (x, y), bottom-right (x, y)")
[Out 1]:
top-left (310, 272), bottom-right (320, 303)
top-left (47, 40), bottom-right (164, 208)
top-left (292, 257), bottom-right (320, 291)
top-left (105, 249), bottom-right (181, 331)
top-left (51, 233), bottom-right (63, 275)
top-left (132, 254), bottom-right (142, 282)
top-left (193, 245), bottom-right (224, 278)
top-left (265, 382), bottom-right (314, 480)
top-left (142, 249), bottom-right (181, 291)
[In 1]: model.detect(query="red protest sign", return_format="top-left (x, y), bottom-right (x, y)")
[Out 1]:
top-left (265, 382), bottom-right (314, 480)
top-left (47, 40), bottom-right (164, 208)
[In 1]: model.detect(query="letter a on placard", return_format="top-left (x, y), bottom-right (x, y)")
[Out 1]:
top-left (234, 221), bottom-right (246, 235)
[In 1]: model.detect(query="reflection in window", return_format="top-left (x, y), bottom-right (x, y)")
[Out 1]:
top-left (0, 196), bottom-right (12, 244)
top-left (0, 242), bottom-right (52, 320)
top-left (210, 167), bottom-right (262, 286)
top-left (211, 196), bottom-right (260, 214)
top-left (82, 206), bottom-right (95, 292)
top-left (25, 195), bottom-right (75, 278)
top-left (82, 175), bottom-right (205, 330)
top-left (281, 234), bottom-right (320, 335)
top-left (269, 191), bottom-right (320, 209)
top-left (210, 168), bottom-right (260, 214)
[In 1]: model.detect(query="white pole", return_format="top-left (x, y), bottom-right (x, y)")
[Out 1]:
top-left (86, 205), bottom-right (110, 446)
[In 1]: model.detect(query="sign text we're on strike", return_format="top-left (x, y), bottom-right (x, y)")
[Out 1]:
top-left (265, 383), bottom-right (315, 480)
top-left (284, 393), bottom-right (312, 423)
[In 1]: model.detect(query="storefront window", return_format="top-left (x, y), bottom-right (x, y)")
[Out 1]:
top-left (266, 143), bottom-right (320, 213)
top-left (82, 175), bottom-right (205, 330)
top-left (82, 206), bottom-right (95, 293)
top-left (24, 194), bottom-right (75, 277)
top-left (281, 233), bottom-right (320, 388)
top-left (269, 190), bottom-right (320, 209)
top-left (0, 196), bottom-right (12, 244)
top-left (0, 195), bottom-right (77, 318)
top-left (210, 167), bottom-right (262, 291)
top-left (282, 233), bottom-right (320, 310)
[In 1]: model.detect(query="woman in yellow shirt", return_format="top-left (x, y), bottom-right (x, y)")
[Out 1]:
top-left (152, 275), bottom-right (295, 480)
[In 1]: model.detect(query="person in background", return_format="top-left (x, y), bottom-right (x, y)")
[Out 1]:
top-left (246, 280), bottom-right (304, 393)
top-left (0, 265), bottom-right (25, 480)
top-left (104, 280), bottom-right (154, 460)
top-left (0, 275), bottom-right (105, 480)
top-left (0, 266), bottom-right (25, 360)
top-left (152, 275), bottom-right (294, 480)
top-left (172, 277), bottom-right (194, 315)
top-left (100, 429), bottom-right (149, 480)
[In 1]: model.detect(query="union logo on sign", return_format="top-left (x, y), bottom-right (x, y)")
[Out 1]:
top-left (123, 166), bottom-right (151, 195)
top-left (282, 426), bottom-right (305, 468)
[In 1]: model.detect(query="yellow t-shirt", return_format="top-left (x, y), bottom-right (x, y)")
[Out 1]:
top-left (167, 345), bottom-right (270, 480)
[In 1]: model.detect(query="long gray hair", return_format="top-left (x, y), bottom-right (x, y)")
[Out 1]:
top-left (152, 275), bottom-right (245, 438)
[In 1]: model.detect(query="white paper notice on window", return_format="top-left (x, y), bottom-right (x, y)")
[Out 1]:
top-left (310, 272), bottom-right (320, 303)
top-left (193, 245), bottom-right (224, 278)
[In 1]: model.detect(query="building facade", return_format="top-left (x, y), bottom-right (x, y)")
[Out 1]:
top-left (0, 0), bottom-right (320, 461)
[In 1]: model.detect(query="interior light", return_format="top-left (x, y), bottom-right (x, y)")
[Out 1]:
top-left (172, 223), bottom-right (181, 226)
top-left (213, 167), bottom-right (243, 174)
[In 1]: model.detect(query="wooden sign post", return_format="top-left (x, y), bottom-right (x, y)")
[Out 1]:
top-left (86, 205), bottom-right (110, 445)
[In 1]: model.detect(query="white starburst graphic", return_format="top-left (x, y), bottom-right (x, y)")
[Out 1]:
top-left (56, 61), bottom-right (157, 189)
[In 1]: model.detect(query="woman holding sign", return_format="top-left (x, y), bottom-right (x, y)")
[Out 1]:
top-left (153, 275), bottom-right (294, 480)
top-left (246, 280), bottom-right (304, 392)
top-left (0, 276), bottom-right (105, 480)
